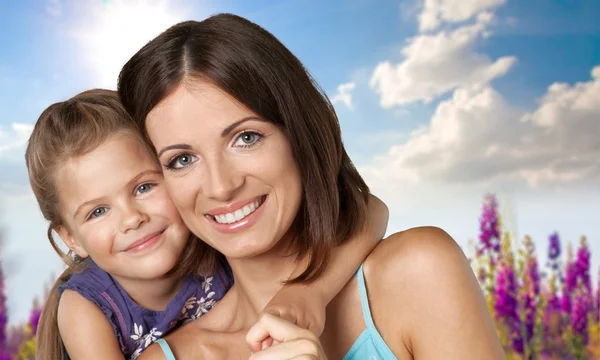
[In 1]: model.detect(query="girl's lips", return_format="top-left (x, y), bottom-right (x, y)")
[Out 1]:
top-left (206, 195), bottom-right (268, 234)
top-left (125, 230), bottom-right (165, 253)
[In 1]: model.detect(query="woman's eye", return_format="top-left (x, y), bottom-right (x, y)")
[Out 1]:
top-left (234, 131), bottom-right (263, 148)
top-left (89, 207), bottom-right (107, 219)
top-left (167, 153), bottom-right (197, 170)
top-left (135, 183), bottom-right (154, 195)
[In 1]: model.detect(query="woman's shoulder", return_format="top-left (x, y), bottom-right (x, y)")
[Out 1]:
top-left (363, 225), bottom-right (473, 311)
top-left (364, 226), bottom-right (464, 280)
top-left (362, 226), bottom-right (504, 358)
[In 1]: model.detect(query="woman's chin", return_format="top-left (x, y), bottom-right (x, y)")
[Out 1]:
top-left (217, 241), bottom-right (279, 261)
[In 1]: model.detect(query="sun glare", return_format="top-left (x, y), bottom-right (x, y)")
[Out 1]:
top-left (72, 0), bottom-right (191, 89)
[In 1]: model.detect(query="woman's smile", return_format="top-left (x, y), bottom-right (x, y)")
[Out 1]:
top-left (204, 195), bottom-right (268, 233)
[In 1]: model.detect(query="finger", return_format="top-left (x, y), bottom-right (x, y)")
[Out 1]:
top-left (246, 313), bottom-right (314, 348)
top-left (248, 338), bottom-right (321, 360)
top-left (261, 337), bottom-right (273, 350)
top-left (249, 308), bottom-right (293, 351)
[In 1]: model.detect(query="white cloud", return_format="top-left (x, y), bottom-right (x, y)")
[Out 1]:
top-left (331, 82), bottom-right (356, 110)
top-left (57, 0), bottom-right (201, 89)
top-left (370, 13), bottom-right (516, 107)
top-left (419, 0), bottom-right (506, 32)
top-left (363, 65), bottom-right (600, 188)
top-left (46, 0), bottom-right (62, 17)
top-left (0, 123), bottom-right (34, 157)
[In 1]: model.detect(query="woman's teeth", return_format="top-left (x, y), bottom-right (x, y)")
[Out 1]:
top-left (213, 198), bottom-right (263, 224)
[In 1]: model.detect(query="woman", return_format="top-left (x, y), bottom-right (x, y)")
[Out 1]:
top-left (118, 13), bottom-right (504, 359)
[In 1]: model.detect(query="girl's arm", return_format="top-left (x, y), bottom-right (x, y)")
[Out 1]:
top-left (57, 290), bottom-right (125, 359)
top-left (137, 194), bottom-right (389, 359)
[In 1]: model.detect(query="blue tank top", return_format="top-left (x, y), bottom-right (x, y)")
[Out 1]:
top-left (58, 260), bottom-right (233, 359)
top-left (343, 265), bottom-right (397, 360)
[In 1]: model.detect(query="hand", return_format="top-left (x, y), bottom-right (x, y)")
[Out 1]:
top-left (249, 284), bottom-right (326, 351)
top-left (247, 313), bottom-right (328, 360)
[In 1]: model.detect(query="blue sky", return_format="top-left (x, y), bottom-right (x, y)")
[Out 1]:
top-left (0, 0), bottom-right (599, 324)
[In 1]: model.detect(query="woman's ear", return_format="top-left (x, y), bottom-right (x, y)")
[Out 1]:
top-left (55, 225), bottom-right (89, 259)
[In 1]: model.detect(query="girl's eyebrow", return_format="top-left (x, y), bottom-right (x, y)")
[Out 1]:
top-left (127, 169), bottom-right (162, 187)
top-left (73, 170), bottom-right (161, 218)
top-left (73, 197), bottom-right (106, 218)
top-left (157, 144), bottom-right (192, 158)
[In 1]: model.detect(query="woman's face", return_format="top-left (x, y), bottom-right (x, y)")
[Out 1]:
top-left (146, 81), bottom-right (303, 259)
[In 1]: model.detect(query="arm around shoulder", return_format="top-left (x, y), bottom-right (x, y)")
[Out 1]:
top-left (364, 226), bottom-right (505, 360)
top-left (57, 290), bottom-right (125, 360)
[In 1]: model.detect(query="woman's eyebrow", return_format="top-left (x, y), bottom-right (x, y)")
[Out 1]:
top-left (221, 116), bottom-right (264, 138)
top-left (157, 116), bottom-right (265, 157)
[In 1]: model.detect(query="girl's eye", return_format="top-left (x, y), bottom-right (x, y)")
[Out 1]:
top-left (166, 153), bottom-right (198, 170)
top-left (135, 183), bottom-right (154, 195)
top-left (88, 207), bottom-right (108, 220)
top-left (234, 131), bottom-right (263, 148)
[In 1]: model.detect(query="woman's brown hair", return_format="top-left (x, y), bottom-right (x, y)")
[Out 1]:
top-left (26, 89), bottom-right (208, 360)
top-left (117, 13), bottom-right (370, 283)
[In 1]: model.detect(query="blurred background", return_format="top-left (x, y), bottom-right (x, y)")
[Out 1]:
top-left (0, 0), bottom-right (598, 358)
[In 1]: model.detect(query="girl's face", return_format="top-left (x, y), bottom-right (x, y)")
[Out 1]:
top-left (55, 132), bottom-right (190, 281)
top-left (146, 81), bottom-right (303, 260)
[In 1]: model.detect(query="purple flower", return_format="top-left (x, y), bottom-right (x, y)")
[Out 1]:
top-left (561, 260), bottom-right (577, 315)
top-left (0, 262), bottom-right (7, 352)
top-left (596, 271), bottom-right (600, 324)
top-left (565, 259), bottom-right (577, 292)
top-left (545, 282), bottom-right (561, 323)
top-left (477, 194), bottom-right (501, 264)
top-left (5, 326), bottom-right (26, 357)
top-left (0, 263), bottom-right (10, 360)
top-left (29, 307), bottom-right (42, 336)
top-left (574, 237), bottom-right (591, 294)
top-left (523, 262), bottom-right (539, 341)
top-left (521, 288), bottom-right (536, 347)
top-left (571, 286), bottom-right (589, 345)
top-left (548, 232), bottom-right (561, 260)
top-left (520, 237), bottom-right (539, 354)
top-left (546, 232), bottom-right (562, 277)
top-left (494, 258), bottom-right (522, 353)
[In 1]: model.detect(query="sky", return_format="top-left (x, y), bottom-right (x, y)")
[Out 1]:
top-left (0, 0), bottom-right (599, 324)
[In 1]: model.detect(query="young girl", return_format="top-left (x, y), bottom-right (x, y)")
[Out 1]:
top-left (26, 89), bottom-right (388, 359)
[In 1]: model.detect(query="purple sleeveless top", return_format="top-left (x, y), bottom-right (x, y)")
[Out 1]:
top-left (58, 260), bottom-right (233, 359)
